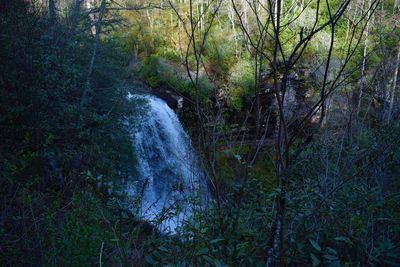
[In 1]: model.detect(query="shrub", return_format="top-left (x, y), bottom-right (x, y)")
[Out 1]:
top-left (227, 59), bottom-right (256, 111)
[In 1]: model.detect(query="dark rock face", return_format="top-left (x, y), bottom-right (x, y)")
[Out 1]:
top-left (152, 89), bottom-right (183, 110)
top-left (127, 75), bottom-right (183, 111)
top-left (248, 69), bottom-right (313, 139)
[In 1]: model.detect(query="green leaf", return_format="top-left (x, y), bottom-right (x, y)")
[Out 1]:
top-left (213, 259), bottom-right (228, 267)
top-left (158, 246), bottom-right (169, 252)
top-left (196, 247), bottom-right (209, 255)
top-left (334, 236), bottom-right (353, 245)
top-left (153, 250), bottom-right (163, 259)
top-left (327, 247), bottom-right (337, 255)
top-left (210, 238), bottom-right (224, 244)
top-left (203, 255), bottom-right (214, 264)
top-left (145, 255), bottom-right (155, 265)
top-left (234, 154), bottom-right (242, 161)
top-left (324, 254), bottom-right (338, 261)
top-left (311, 253), bottom-right (320, 266)
top-left (310, 239), bottom-right (321, 251)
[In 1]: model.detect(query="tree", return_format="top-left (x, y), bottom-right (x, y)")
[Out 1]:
top-left (230, 0), bottom-right (380, 265)
top-left (80, 0), bottom-right (107, 110)
top-left (386, 42), bottom-right (400, 123)
top-left (49, 0), bottom-right (57, 21)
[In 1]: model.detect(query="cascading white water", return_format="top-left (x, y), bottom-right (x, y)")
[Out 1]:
top-left (126, 93), bottom-right (207, 233)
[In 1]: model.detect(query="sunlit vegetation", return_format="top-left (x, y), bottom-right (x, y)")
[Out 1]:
top-left (1, 0), bottom-right (400, 266)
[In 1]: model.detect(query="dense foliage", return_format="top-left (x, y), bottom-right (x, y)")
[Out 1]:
top-left (0, 1), bottom-right (143, 265)
top-left (1, 0), bottom-right (400, 266)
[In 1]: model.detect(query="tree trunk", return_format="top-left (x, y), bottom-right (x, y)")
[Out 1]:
top-left (70, 0), bottom-right (83, 27)
top-left (200, 0), bottom-right (204, 32)
top-left (49, 0), bottom-right (57, 21)
top-left (386, 44), bottom-right (400, 123)
top-left (228, 1), bottom-right (238, 57)
top-left (146, 9), bottom-right (153, 34)
top-left (80, 0), bottom-right (107, 109)
top-left (394, 0), bottom-right (400, 14)
top-left (242, 0), bottom-right (250, 52)
top-left (380, 1), bottom-right (390, 121)
top-left (357, 0), bottom-right (372, 112)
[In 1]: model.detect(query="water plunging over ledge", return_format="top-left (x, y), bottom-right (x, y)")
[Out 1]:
top-left (126, 93), bottom-right (207, 233)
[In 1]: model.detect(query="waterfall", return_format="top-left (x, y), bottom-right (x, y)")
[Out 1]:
top-left (126, 93), bottom-right (207, 233)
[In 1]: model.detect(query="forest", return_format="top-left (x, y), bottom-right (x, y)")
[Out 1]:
top-left (1, 0), bottom-right (400, 266)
